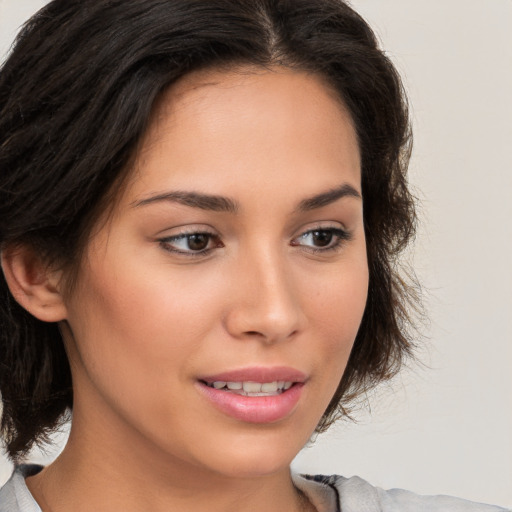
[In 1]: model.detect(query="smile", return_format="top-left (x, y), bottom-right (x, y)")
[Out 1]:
top-left (197, 367), bottom-right (306, 423)
top-left (204, 380), bottom-right (293, 396)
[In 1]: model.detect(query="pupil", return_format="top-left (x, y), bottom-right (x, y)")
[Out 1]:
top-left (188, 234), bottom-right (209, 251)
top-left (312, 230), bottom-right (332, 247)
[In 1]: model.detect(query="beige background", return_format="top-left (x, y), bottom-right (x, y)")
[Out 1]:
top-left (1, 0), bottom-right (511, 507)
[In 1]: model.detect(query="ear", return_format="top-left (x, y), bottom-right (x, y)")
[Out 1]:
top-left (1, 244), bottom-right (68, 322)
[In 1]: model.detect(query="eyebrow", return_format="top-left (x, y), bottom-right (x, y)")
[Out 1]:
top-left (296, 183), bottom-right (361, 212)
top-left (132, 190), bottom-right (239, 213)
top-left (132, 183), bottom-right (361, 213)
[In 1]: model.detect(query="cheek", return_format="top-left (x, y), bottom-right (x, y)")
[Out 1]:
top-left (65, 250), bottom-right (230, 396)
top-left (306, 260), bottom-right (368, 333)
top-left (64, 265), bottom-right (213, 438)
top-left (302, 254), bottom-right (369, 376)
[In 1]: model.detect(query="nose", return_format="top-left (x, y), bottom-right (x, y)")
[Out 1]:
top-left (223, 246), bottom-right (306, 344)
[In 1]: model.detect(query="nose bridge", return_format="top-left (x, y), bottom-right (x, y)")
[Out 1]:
top-left (225, 240), bottom-right (303, 342)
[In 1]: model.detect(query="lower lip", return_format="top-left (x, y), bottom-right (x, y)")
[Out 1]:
top-left (196, 382), bottom-right (304, 423)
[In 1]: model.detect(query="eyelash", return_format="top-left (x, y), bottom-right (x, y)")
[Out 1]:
top-left (159, 230), bottom-right (222, 258)
top-left (291, 227), bottom-right (352, 254)
top-left (158, 227), bottom-right (352, 258)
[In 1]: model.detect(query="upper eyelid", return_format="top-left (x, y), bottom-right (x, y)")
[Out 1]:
top-left (293, 227), bottom-right (351, 245)
top-left (156, 224), bottom-right (219, 238)
top-left (157, 222), bottom-right (348, 239)
top-left (162, 229), bottom-right (216, 239)
top-left (159, 230), bottom-right (220, 245)
top-left (297, 226), bottom-right (349, 237)
top-left (293, 222), bottom-right (349, 238)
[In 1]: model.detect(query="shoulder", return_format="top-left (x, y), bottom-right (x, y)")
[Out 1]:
top-left (335, 474), bottom-right (510, 512)
top-left (0, 465), bottom-right (43, 512)
top-left (293, 473), bottom-right (511, 512)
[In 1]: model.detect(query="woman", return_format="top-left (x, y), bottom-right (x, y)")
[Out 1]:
top-left (0, 1), bottom-right (508, 511)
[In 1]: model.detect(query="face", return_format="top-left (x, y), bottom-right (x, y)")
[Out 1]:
top-left (61, 66), bottom-right (368, 479)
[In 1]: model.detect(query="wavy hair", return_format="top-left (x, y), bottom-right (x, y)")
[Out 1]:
top-left (0, 0), bottom-right (417, 460)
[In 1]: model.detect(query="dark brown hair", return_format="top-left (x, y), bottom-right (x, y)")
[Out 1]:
top-left (0, 0), bottom-right (417, 460)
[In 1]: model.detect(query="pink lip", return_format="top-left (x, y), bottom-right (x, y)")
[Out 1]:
top-left (196, 366), bottom-right (307, 424)
top-left (199, 366), bottom-right (307, 384)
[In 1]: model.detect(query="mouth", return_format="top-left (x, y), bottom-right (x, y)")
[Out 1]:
top-left (201, 380), bottom-right (294, 396)
top-left (196, 367), bottom-right (306, 423)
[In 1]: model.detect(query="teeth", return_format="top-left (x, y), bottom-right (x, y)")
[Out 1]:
top-left (208, 380), bottom-right (294, 394)
top-left (243, 381), bottom-right (262, 393)
top-left (261, 382), bottom-right (278, 393)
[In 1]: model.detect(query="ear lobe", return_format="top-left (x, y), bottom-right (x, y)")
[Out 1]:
top-left (1, 244), bottom-right (68, 322)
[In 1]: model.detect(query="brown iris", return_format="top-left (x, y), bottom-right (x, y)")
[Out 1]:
top-left (310, 230), bottom-right (333, 247)
top-left (186, 234), bottom-right (210, 251)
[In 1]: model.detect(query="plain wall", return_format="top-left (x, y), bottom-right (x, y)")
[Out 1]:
top-left (1, 0), bottom-right (511, 507)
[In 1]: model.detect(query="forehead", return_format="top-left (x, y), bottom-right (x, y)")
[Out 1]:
top-left (126, 65), bottom-right (361, 204)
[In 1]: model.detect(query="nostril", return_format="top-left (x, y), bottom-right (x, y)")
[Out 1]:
top-left (245, 330), bottom-right (263, 337)
top-left (242, 328), bottom-right (299, 343)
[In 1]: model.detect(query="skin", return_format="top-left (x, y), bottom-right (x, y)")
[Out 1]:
top-left (22, 66), bottom-right (369, 512)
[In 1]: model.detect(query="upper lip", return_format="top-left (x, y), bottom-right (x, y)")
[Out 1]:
top-left (199, 366), bottom-right (307, 384)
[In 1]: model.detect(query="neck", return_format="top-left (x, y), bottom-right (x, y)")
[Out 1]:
top-left (26, 410), bottom-right (313, 512)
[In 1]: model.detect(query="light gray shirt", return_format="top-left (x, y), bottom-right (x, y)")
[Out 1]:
top-left (0, 465), bottom-right (509, 511)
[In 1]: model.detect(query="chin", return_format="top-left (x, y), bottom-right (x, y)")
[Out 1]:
top-left (209, 449), bottom-right (294, 479)
top-left (189, 426), bottom-right (311, 479)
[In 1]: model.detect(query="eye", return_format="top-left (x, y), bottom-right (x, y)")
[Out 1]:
top-left (159, 231), bottom-right (222, 256)
top-left (291, 227), bottom-right (351, 252)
